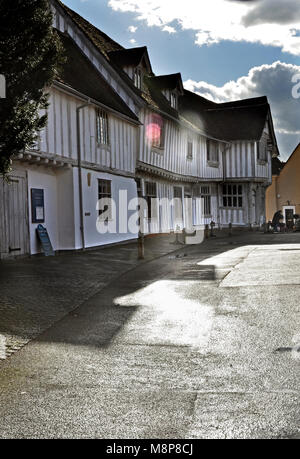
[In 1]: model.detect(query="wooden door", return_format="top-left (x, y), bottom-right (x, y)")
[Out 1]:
top-left (0, 172), bottom-right (29, 258)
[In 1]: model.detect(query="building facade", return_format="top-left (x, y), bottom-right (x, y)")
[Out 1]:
top-left (0, 0), bottom-right (279, 258)
top-left (266, 144), bottom-right (300, 227)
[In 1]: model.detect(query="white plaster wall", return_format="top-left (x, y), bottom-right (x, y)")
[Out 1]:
top-left (56, 168), bottom-right (76, 250)
top-left (27, 167), bottom-right (59, 254)
top-left (73, 167), bottom-right (138, 248)
top-left (72, 167), bottom-right (82, 250)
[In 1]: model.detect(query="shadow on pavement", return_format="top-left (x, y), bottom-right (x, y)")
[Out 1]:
top-left (1, 231), bottom-right (300, 354)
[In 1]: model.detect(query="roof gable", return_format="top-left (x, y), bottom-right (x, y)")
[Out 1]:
top-left (149, 73), bottom-right (184, 95)
top-left (108, 47), bottom-right (153, 73)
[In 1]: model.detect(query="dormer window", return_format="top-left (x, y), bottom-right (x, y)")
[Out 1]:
top-left (134, 68), bottom-right (142, 89)
top-left (170, 92), bottom-right (177, 109)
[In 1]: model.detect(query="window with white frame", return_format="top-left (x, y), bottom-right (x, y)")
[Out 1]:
top-left (201, 186), bottom-right (211, 216)
top-left (98, 179), bottom-right (112, 221)
top-left (134, 67), bottom-right (142, 90)
top-left (222, 184), bottom-right (243, 208)
top-left (206, 139), bottom-right (219, 163)
top-left (187, 139), bottom-right (193, 160)
top-left (96, 109), bottom-right (109, 145)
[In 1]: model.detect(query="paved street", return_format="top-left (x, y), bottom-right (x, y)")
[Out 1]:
top-left (0, 235), bottom-right (180, 358)
top-left (0, 232), bottom-right (299, 439)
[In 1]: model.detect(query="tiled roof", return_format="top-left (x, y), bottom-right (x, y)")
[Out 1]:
top-left (56, 32), bottom-right (139, 122)
top-left (56, 1), bottom-right (278, 147)
top-left (57, 0), bottom-right (123, 58)
top-left (180, 90), bottom-right (272, 142)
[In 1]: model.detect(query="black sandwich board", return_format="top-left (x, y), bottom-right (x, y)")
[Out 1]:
top-left (36, 224), bottom-right (55, 257)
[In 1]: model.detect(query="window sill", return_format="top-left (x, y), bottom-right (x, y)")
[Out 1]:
top-left (207, 161), bottom-right (219, 168)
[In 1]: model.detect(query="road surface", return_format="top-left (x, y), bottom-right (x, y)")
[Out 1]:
top-left (0, 233), bottom-right (299, 438)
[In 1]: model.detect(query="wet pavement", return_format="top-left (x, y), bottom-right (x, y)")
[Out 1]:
top-left (0, 234), bottom-right (183, 357)
top-left (0, 231), bottom-right (299, 438)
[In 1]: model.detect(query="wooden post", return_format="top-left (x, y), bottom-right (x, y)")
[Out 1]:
top-left (138, 231), bottom-right (145, 260)
top-left (205, 224), bottom-right (209, 239)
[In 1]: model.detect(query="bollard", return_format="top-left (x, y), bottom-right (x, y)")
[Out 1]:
top-left (249, 223), bottom-right (253, 232)
top-left (205, 224), bottom-right (209, 239)
top-left (175, 225), bottom-right (180, 244)
top-left (228, 222), bottom-right (233, 237)
top-left (210, 221), bottom-right (216, 238)
top-left (138, 231), bottom-right (145, 260)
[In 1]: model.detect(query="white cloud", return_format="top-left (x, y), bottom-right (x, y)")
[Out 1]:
top-left (162, 25), bottom-right (176, 34)
top-left (129, 38), bottom-right (137, 44)
top-left (184, 61), bottom-right (300, 159)
top-left (108, 0), bottom-right (300, 55)
top-left (128, 25), bottom-right (138, 33)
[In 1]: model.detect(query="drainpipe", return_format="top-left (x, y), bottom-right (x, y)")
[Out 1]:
top-left (76, 100), bottom-right (91, 250)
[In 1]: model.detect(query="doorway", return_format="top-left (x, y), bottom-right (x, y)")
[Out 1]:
top-left (283, 206), bottom-right (296, 231)
top-left (0, 171), bottom-right (29, 258)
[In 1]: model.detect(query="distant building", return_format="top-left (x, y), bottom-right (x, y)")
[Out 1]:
top-left (266, 144), bottom-right (300, 226)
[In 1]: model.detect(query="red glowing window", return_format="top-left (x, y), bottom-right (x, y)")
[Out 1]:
top-left (146, 113), bottom-right (165, 149)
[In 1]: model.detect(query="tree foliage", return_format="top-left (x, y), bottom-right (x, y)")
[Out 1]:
top-left (0, 0), bottom-right (65, 176)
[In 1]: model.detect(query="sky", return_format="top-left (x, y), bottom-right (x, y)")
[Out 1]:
top-left (63, 0), bottom-right (300, 160)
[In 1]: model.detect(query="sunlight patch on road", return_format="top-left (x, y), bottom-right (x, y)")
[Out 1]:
top-left (220, 244), bottom-right (300, 287)
top-left (197, 246), bottom-right (256, 269)
top-left (0, 335), bottom-right (6, 360)
top-left (114, 280), bottom-right (214, 350)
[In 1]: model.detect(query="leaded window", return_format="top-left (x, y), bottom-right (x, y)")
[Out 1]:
top-left (201, 186), bottom-right (211, 216)
top-left (96, 109), bottom-right (109, 145)
top-left (222, 184), bottom-right (243, 208)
